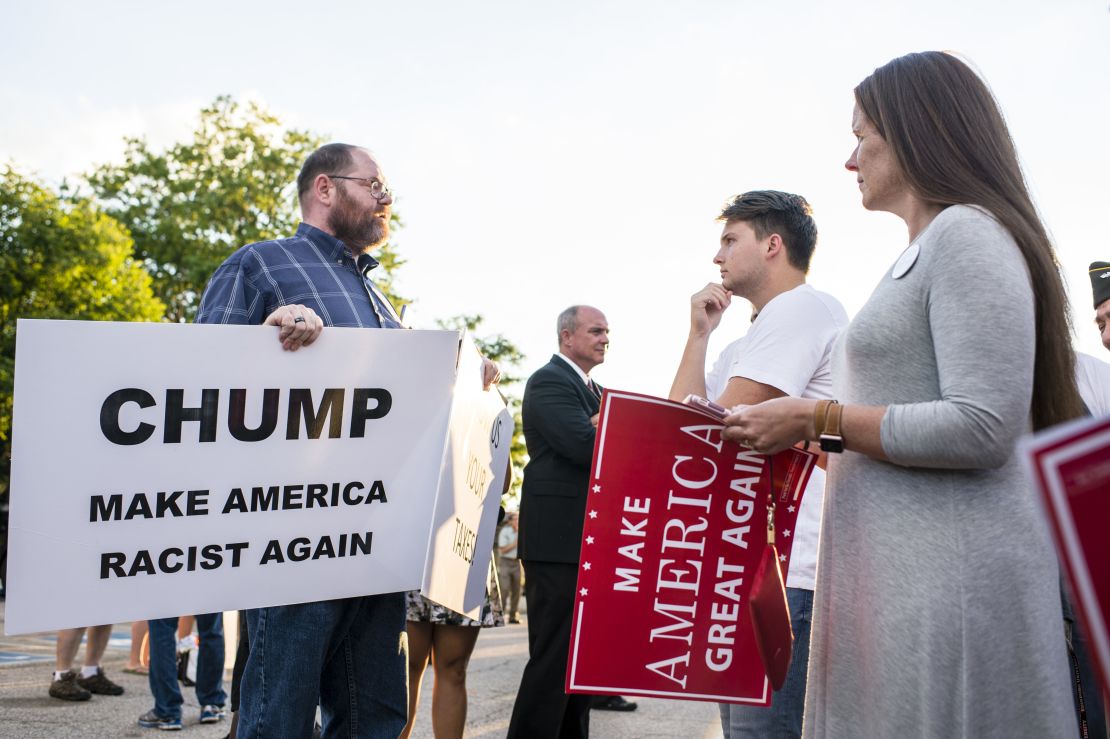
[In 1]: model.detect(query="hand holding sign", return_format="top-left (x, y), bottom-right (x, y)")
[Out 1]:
top-left (264, 304), bottom-right (324, 351)
top-left (722, 397), bottom-right (816, 454)
top-left (481, 356), bottom-right (501, 390)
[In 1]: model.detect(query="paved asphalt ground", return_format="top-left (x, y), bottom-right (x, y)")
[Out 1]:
top-left (0, 600), bottom-right (723, 738)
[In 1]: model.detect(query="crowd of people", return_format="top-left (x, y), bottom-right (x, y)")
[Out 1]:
top-left (34, 48), bottom-right (1110, 738)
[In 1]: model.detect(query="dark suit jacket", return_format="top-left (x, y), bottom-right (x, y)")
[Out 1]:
top-left (517, 355), bottom-right (601, 564)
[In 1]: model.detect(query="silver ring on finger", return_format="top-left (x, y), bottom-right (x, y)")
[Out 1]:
top-left (293, 316), bottom-right (306, 324)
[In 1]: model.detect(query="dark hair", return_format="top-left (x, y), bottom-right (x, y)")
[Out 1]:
top-left (296, 143), bottom-right (359, 204)
top-left (855, 51), bottom-right (1082, 430)
top-left (717, 190), bottom-right (817, 273)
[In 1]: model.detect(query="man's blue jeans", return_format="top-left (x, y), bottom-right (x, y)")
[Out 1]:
top-left (719, 587), bottom-right (813, 739)
top-left (148, 613), bottom-right (227, 720)
top-left (237, 593), bottom-right (407, 739)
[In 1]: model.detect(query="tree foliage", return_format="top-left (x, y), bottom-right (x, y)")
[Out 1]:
top-left (438, 314), bottom-right (527, 502)
top-left (0, 167), bottom-right (165, 492)
top-left (86, 96), bottom-right (406, 322)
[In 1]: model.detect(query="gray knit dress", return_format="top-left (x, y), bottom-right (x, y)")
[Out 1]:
top-left (802, 206), bottom-right (1076, 738)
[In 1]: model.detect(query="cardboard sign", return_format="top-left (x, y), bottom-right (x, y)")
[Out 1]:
top-left (421, 335), bottom-right (513, 618)
top-left (1021, 414), bottom-right (1110, 697)
top-left (566, 390), bottom-right (816, 704)
top-left (5, 320), bottom-right (505, 634)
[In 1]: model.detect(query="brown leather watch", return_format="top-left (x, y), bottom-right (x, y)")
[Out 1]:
top-left (815, 399), bottom-right (844, 453)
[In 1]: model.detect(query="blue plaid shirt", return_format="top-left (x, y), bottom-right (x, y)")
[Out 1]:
top-left (196, 223), bottom-right (402, 329)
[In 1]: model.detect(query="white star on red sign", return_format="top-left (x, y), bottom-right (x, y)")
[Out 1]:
top-left (583, 562), bottom-right (592, 570)
top-left (783, 529), bottom-right (792, 538)
top-left (588, 510), bottom-right (598, 519)
top-left (779, 554), bottom-right (787, 563)
top-left (586, 536), bottom-right (595, 544)
top-left (580, 588), bottom-right (589, 596)
top-left (787, 505), bottom-right (796, 513)
top-left (592, 484), bottom-right (601, 493)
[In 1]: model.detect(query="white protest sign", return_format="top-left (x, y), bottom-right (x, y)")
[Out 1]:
top-left (421, 333), bottom-right (513, 617)
top-left (6, 319), bottom-right (460, 634)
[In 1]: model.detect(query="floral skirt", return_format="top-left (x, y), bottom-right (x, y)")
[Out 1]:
top-left (405, 560), bottom-right (505, 627)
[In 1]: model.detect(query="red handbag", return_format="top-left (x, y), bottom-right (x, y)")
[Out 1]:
top-left (748, 457), bottom-right (794, 691)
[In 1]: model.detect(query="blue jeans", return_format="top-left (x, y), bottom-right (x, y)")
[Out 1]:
top-left (238, 593), bottom-right (407, 739)
top-left (148, 614), bottom-right (227, 720)
top-left (719, 587), bottom-right (812, 739)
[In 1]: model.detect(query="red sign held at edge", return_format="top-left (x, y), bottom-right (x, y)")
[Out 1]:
top-left (1022, 414), bottom-right (1110, 700)
top-left (566, 390), bottom-right (816, 705)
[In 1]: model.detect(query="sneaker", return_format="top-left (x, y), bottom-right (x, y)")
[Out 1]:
top-left (200, 704), bottom-right (226, 724)
top-left (48, 671), bottom-right (91, 702)
top-left (76, 667), bottom-right (124, 696)
top-left (138, 709), bottom-right (183, 731)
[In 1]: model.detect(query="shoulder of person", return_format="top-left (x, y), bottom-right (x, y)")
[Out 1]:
top-left (246, 234), bottom-right (310, 259)
top-left (917, 204), bottom-right (1025, 282)
top-left (758, 284), bottom-right (849, 329)
top-left (923, 204), bottom-right (1014, 252)
top-left (1077, 351), bottom-right (1110, 380)
top-left (526, 358), bottom-right (573, 387)
top-left (215, 236), bottom-right (297, 272)
top-left (531, 357), bottom-right (563, 376)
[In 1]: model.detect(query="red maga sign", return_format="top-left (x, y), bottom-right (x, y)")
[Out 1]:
top-left (1022, 414), bottom-right (1110, 698)
top-left (566, 391), bottom-right (816, 705)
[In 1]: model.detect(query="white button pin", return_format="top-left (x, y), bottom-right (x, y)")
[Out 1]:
top-left (891, 242), bottom-right (920, 279)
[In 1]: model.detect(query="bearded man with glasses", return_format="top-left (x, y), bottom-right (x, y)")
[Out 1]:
top-left (192, 143), bottom-right (499, 738)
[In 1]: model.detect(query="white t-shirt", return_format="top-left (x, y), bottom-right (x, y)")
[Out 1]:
top-left (498, 525), bottom-right (518, 559)
top-left (704, 284), bottom-right (848, 590)
top-left (1076, 352), bottom-right (1110, 417)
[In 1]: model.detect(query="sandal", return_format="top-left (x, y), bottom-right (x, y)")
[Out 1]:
top-left (123, 666), bottom-right (149, 676)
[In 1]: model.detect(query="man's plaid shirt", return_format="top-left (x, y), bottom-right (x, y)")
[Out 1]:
top-left (196, 223), bottom-right (401, 329)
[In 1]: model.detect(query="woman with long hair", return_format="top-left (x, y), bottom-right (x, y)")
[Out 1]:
top-left (723, 51), bottom-right (1083, 737)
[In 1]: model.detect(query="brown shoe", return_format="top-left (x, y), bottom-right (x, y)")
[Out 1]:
top-left (76, 667), bottom-right (124, 696)
top-left (49, 671), bottom-right (91, 702)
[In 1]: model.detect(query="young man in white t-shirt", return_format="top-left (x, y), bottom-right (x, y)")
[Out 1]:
top-left (669, 190), bottom-right (847, 739)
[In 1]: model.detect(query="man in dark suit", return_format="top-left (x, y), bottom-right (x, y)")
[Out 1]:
top-left (508, 305), bottom-right (634, 739)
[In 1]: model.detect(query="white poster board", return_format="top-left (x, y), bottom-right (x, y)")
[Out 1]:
top-left (5, 319), bottom-right (474, 634)
top-left (421, 335), bottom-right (513, 618)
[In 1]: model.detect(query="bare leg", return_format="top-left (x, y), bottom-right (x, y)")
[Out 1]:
top-left (83, 624), bottom-right (113, 667)
top-left (128, 621), bottom-right (148, 670)
top-left (50, 627), bottom-right (95, 700)
top-left (398, 621), bottom-right (434, 739)
top-left (56, 627), bottom-right (88, 672)
top-left (429, 625), bottom-right (481, 739)
top-left (177, 615), bottom-right (195, 641)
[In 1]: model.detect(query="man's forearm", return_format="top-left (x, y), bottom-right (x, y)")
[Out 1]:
top-left (668, 331), bottom-right (712, 402)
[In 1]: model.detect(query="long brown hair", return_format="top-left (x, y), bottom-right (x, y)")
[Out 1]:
top-left (855, 51), bottom-right (1083, 430)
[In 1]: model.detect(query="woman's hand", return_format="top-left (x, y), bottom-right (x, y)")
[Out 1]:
top-left (481, 357), bottom-right (501, 390)
top-left (722, 397), bottom-right (818, 454)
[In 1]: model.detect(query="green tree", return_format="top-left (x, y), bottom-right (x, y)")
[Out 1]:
top-left (438, 314), bottom-right (527, 503)
top-left (0, 166), bottom-right (165, 496)
top-left (86, 96), bottom-right (406, 322)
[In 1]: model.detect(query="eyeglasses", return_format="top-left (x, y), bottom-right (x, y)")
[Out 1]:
top-left (327, 175), bottom-right (393, 201)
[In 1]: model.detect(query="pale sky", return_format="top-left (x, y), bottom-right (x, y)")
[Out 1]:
top-left (3, 0), bottom-right (1109, 395)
